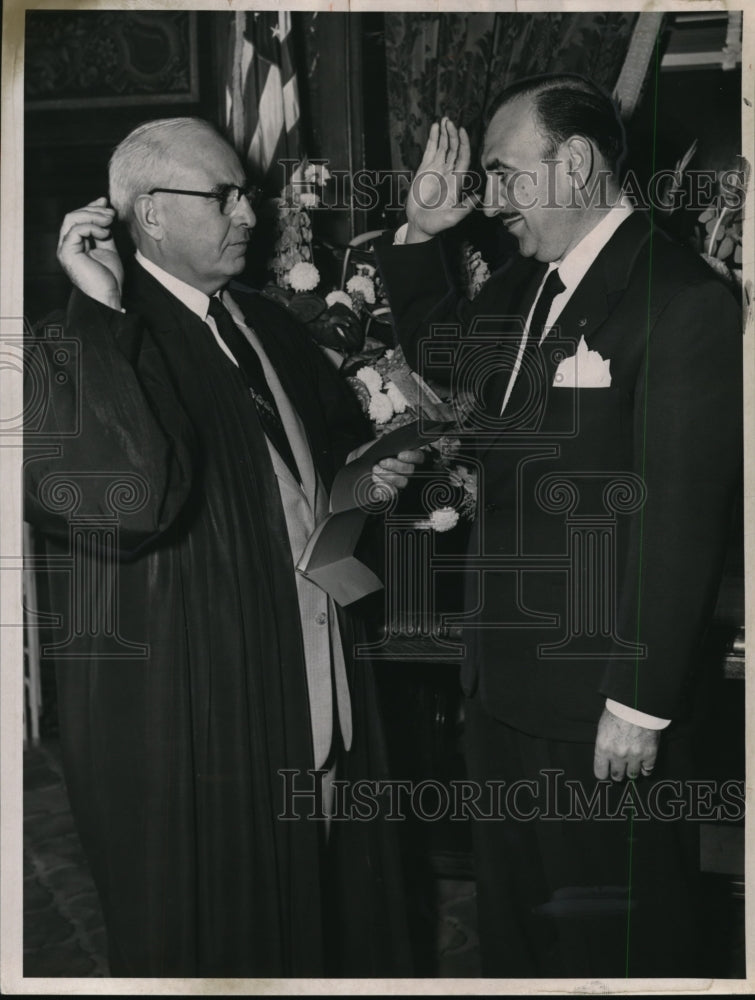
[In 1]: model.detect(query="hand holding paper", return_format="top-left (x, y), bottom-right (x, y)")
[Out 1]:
top-left (371, 448), bottom-right (426, 496)
top-left (297, 418), bottom-right (453, 605)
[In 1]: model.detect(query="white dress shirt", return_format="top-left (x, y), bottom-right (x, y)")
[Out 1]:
top-left (499, 199), bottom-right (633, 412)
top-left (394, 207), bottom-right (670, 730)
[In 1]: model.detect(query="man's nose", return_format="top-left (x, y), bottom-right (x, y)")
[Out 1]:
top-left (234, 195), bottom-right (256, 227)
top-left (482, 174), bottom-right (501, 218)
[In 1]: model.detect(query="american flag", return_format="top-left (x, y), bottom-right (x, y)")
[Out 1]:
top-left (226, 11), bottom-right (303, 188)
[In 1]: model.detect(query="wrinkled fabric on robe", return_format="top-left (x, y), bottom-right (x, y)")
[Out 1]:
top-left (25, 264), bottom-right (413, 977)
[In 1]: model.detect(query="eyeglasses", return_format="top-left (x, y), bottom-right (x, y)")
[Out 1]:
top-left (147, 184), bottom-right (259, 215)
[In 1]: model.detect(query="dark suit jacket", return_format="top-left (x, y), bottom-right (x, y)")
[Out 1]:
top-left (376, 213), bottom-right (742, 741)
top-left (24, 264), bottom-right (409, 977)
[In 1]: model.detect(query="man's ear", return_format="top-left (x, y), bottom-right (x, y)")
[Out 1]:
top-left (132, 194), bottom-right (164, 242)
top-left (564, 135), bottom-right (594, 194)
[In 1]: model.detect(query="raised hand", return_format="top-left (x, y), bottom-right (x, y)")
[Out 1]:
top-left (57, 197), bottom-right (125, 310)
top-left (405, 118), bottom-right (475, 244)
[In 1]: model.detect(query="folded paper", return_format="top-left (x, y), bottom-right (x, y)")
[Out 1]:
top-left (297, 417), bottom-right (454, 605)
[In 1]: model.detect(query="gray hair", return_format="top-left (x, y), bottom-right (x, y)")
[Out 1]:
top-left (108, 117), bottom-right (222, 235)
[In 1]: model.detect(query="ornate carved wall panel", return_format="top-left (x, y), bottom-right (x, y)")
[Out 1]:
top-left (25, 11), bottom-right (198, 109)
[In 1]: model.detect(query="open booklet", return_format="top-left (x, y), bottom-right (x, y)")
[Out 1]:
top-left (296, 417), bottom-right (454, 606)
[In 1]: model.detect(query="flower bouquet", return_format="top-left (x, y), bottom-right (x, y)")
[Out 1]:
top-left (262, 159), bottom-right (480, 530)
top-left (342, 341), bottom-right (478, 531)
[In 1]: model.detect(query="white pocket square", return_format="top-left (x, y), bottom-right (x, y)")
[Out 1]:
top-left (553, 335), bottom-right (611, 388)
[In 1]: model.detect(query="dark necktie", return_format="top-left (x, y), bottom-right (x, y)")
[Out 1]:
top-left (207, 295), bottom-right (302, 484)
top-left (527, 266), bottom-right (566, 346)
top-left (500, 266), bottom-right (565, 417)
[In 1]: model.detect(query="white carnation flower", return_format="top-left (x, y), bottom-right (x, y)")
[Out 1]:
top-left (428, 507), bottom-right (459, 532)
top-left (701, 252), bottom-right (733, 281)
top-left (355, 365), bottom-right (383, 394)
top-left (298, 191), bottom-right (319, 208)
top-left (288, 261), bottom-right (320, 292)
top-left (304, 162), bottom-right (331, 186)
top-left (385, 381), bottom-right (408, 414)
top-left (346, 275), bottom-right (376, 304)
top-left (325, 290), bottom-right (354, 311)
top-left (368, 391), bottom-right (394, 425)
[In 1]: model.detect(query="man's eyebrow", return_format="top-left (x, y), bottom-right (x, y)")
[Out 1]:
top-left (483, 157), bottom-right (516, 172)
top-left (209, 180), bottom-right (249, 195)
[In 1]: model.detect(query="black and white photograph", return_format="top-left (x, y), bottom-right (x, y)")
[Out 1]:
top-left (1, 1), bottom-right (752, 992)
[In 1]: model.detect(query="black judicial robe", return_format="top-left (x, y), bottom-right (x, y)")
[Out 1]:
top-left (24, 264), bottom-right (411, 977)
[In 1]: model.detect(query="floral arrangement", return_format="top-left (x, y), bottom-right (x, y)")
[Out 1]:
top-left (412, 438), bottom-right (478, 532)
top-left (264, 163), bottom-right (478, 531)
top-left (694, 155), bottom-right (749, 292)
top-left (460, 240), bottom-right (491, 299)
top-left (346, 346), bottom-right (415, 431)
top-left (269, 161), bottom-right (328, 289)
top-left (263, 167), bottom-right (393, 355)
top-left (342, 342), bottom-right (478, 530)
top-left (659, 143), bottom-right (750, 314)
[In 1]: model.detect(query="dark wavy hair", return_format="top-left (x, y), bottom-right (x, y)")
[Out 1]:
top-left (486, 74), bottom-right (626, 175)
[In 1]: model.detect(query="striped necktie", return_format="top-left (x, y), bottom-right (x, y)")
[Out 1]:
top-left (208, 296), bottom-right (302, 485)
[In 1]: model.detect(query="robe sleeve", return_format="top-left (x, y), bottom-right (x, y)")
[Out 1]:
top-left (24, 288), bottom-right (195, 555)
top-left (373, 232), bottom-right (525, 383)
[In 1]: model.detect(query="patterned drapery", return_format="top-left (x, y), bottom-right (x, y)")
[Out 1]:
top-left (385, 12), bottom-right (638, 171)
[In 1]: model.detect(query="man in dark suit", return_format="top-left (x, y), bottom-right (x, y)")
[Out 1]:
top-left (25, 117), bottom-right (422, 977)
top-left (375, 74), bottom-right (742, 977)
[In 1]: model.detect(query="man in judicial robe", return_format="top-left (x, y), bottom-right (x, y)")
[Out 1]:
top-left (24, 117), bottom-right (421, 977)
top-left (375, 74), bottom-right (743, 976)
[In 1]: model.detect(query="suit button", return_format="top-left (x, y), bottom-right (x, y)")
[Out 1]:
top-left (315, 612), bottom-right (327, 625)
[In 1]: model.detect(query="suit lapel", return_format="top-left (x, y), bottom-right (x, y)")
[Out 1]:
top-left (479, 213), bottom-right (653, 458)
top-left (544, 212), bottom-right (652, 384)
top-left (479, 260), bottom-right (546, 412)
top-left (516, 260), bottom-right (550, 321)
top-left (124, 261), bottom-right (213, 349)
top-left (124, 264), bottom-right (320, 497)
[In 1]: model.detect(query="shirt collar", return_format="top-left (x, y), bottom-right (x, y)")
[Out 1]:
top-left (552, 197), bottom-right (634, 291)
top-left (135, 250), bottom-right (213, 322)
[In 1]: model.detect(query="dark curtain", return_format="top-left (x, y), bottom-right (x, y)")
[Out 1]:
top-left (385, 12), bottom-right (638, 171)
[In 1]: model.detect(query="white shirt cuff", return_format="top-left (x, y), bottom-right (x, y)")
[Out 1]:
top-left (393, 222), bottom-right (409, 246)
top-left (605, 699), bottom-right (671, 730)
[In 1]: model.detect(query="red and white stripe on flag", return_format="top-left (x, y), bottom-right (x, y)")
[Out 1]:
top-left (226, 10), bottom-right (302, 185)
